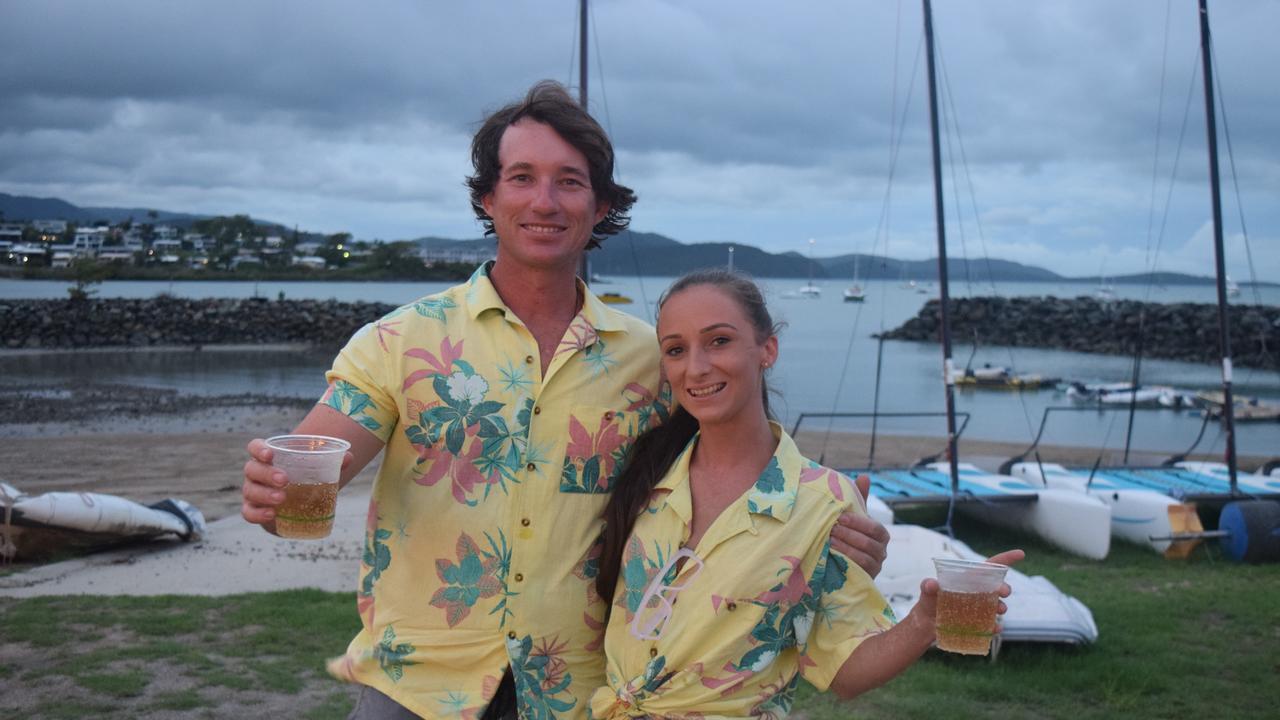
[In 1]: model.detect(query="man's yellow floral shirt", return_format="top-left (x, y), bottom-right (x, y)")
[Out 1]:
top-left (322, 264), bottom-right (666, 719)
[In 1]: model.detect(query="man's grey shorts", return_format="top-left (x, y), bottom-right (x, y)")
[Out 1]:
top-left (347, 686), bottom-right (421, 720)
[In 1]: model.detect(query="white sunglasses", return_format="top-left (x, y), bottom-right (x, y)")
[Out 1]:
top-left (629, 547), bottom-right (705, 641)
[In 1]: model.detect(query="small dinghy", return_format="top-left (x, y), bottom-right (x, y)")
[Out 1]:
top-left (0, 483), bottom-right (206, 562)
top-left (874, 523), bottom-right (1099, 652)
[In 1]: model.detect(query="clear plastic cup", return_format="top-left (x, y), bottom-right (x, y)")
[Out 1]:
top-left (932, 557), bottom-right (1009, 655)
top-left (265, 434), bottom-right (350, 539)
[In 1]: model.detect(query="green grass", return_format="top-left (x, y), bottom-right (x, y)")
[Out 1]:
top-left (811, 509), bottom-right (1280, 719)
top-left (0, 589), bottom-right (362, 718)
top-left (1, 520), bottom-right (1277, 718)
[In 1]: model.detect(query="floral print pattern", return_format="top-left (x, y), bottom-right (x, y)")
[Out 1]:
top-left (322, 263), bottom-right (664, 718)
top-left (596, 427), bottom-right (895, 719)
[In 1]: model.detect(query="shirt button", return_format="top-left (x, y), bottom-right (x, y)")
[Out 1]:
top-left (521, 518), bottom-right (531, 527)
top-left (526, 462), bottom-right (536, 472)
top-left (508, 631), bottom-right (517, 640)
top-left (650, 647), bottom-right (658, 658)
top-left (514, 573), bottom-right (524, 582)
top-left (525, 355), bottom-right (534, 364)
top-left (533, 406), bottom-right (541, 415)
top-left (727, 601), bottom-right (738, 612)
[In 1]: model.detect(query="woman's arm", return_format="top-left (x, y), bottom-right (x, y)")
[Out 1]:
top-left (827, 577), bottom-right (939, 699)
top-left (827, 549), bottom-right (1024, 700)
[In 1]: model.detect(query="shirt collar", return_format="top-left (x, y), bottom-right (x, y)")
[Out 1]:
top-left (654, 421), bottom-right (801, 524)
top-left (465, 260), bottom-right (627, 334)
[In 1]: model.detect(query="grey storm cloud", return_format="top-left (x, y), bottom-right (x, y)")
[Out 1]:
top-left (1, 0), bottom-right (1277, 276)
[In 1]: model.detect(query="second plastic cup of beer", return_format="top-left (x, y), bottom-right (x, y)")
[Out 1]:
top-left (266, 434), bottom-right (350, 539)
top-left (931, 557), bottom-right (1009, 655)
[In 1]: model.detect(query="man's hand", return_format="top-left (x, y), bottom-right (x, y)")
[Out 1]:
top-left (240, 437), bottom-right (355, 531)
top-left (240, 403), bottom-right (383, 534)
top-left (831, 474), bottom-right (890, 578)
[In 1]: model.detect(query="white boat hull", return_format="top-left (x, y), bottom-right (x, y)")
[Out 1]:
top-left (866, 494), bottom-right (894, 527)
top-left (1012, 462), bottom-right (1201, 556)
top-left (875, 523), bottom-right (1098, 648)
top-left (0, 483), bottom-right (205, 561)
top-left (927, 463), bottom-right (1111, 560)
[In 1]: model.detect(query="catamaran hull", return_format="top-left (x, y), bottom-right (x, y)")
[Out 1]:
top-left (1012, 462), bottom-right (1202, 556)
top-left (925, 463), bottom-right (1111, 560)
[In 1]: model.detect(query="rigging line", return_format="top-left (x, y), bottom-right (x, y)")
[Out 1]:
top-left (867, 0), bottom-right (912, 465)
top-left (1144, 0), bottom-right (1175, 277)
top-left (585, 3), bottom-right (651, 317)
top-left (828, 0), bottom-right (913, 464)
top-left (566, 1), bottom-right (581, 90)
top-left (1151, 49), bottom-right (1204, 299)
top-left (822, 1), bottom-right (911, 461)
top-left (876, 0), bottom-right (910, 334)
top-left (1209, 42), bottom-right (1262, 304)
top-left (872, 29), bottom-right (924, 336)
top-left (1120, 3), bottom-right (1176, 466)
top-left (934, 32), bottom-right (1039, 441)
top-left (1209, 42), bottom-right (1276, 386)
top-left (933, 39), bottom-right (974, 296)
top-left (820, 285), bottom-right (869, 462)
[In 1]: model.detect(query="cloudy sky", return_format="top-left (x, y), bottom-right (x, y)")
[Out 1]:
top-left (2, 0), bottom-right (1276, 278)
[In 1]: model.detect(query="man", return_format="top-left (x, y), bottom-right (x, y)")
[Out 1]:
top-left (241, 80), bottom-right (889, 719)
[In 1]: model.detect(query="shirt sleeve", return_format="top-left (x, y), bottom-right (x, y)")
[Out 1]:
top-left (321, 321), bottom-right (399, 443)
top-left (797, 508), bottom-right (898, 692)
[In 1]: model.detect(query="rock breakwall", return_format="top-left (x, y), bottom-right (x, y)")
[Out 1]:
top-left (881, 296), bottom-right (1280, 369)
top-left (0, 297), bottom-right (397, 350)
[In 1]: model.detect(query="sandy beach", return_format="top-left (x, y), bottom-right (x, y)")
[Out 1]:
top-left (1, 380), bottom-right (1266, 530)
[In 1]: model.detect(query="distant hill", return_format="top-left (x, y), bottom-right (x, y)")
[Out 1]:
top-left (0, 192), bottom-right (211, 227)
top-left (819, 254), bottom-right (1063, 283)
top-left (2, 191), bottom-right (1234, 284)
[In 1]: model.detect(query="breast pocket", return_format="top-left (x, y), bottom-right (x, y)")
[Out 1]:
top-left (559, 405), bottom-right (633, 494)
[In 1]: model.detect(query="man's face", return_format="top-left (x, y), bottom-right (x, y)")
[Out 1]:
top-left (482, 118), bottom-right (610, 274)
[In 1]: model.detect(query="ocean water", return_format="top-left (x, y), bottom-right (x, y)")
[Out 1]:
top-left (1, 276), bottom-right (1276, 458)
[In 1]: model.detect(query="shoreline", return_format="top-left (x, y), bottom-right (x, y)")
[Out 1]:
top-left (0, 342), bottom-right (313, 357)
top-left (1, 383), bottom-right (1269, 528)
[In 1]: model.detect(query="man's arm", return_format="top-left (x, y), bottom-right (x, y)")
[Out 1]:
top-left (830, 474), bottom-right (890, 578)
top-left (241, 402), bottom-right (386, 535)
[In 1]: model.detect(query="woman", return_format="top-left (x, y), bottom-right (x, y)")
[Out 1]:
top-left (589, 269), bottom-right (1017, 718)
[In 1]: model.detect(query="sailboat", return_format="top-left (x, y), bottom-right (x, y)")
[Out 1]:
top-left (1008, 0), bottom-right (1280, 561)
top-left (843, 254), bottom-right (866, 302)
top-left (843, 0), bottom-right (1111, 560)
top-left (796, 237), bottom-right (821, 297)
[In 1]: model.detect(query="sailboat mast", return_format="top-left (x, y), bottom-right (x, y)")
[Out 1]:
top-left (578, 0), bottom-right (589, 107)
top-left (577, 0), bottom-right (592, 285)
top-left (922, 0), bottom-right (960, 492)
top-left (1198, 0), bottom-right (1237, 490)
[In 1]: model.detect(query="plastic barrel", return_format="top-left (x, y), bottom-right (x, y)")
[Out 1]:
top-left (1218, 500), bottom-right (1280, 563)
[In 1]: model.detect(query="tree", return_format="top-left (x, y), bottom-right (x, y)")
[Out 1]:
top-left (66, 258), bottom-right (113, 302)
top-left (317, 232), bottom-right (354, 268)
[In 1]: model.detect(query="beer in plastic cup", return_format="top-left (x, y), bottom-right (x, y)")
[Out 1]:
top-left (265, 434), bottom-right (350, 539)
top-left (932, 557), bottom-right (1009, 655)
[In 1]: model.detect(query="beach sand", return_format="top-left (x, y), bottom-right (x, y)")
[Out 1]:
top-left (1, 383), bottom-right (1264, 527)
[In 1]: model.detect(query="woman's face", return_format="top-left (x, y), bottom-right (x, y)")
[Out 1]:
top-left (657, 284), bottom-right (777, 429)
